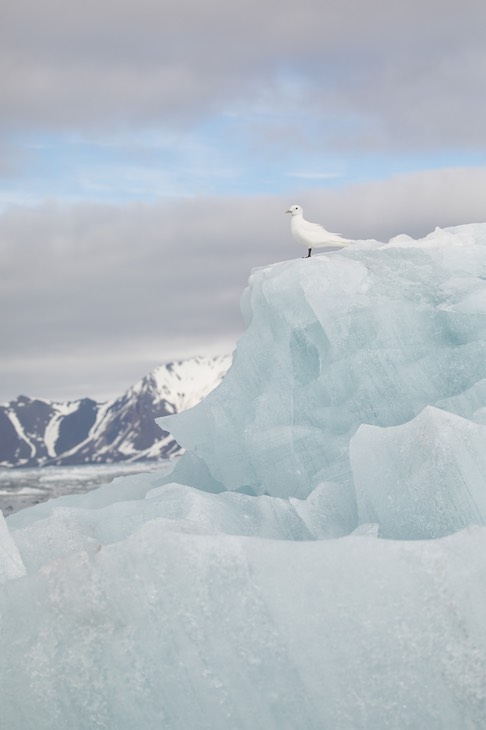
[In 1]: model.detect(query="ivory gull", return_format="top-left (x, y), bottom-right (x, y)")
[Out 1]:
top-left (285, 204), bottom-right (350, 258)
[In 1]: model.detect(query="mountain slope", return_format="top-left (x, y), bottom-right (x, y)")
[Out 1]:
top-left (0, 355), bottom-right (231, 467)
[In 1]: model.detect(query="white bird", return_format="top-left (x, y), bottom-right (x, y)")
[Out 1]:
top-left (285, 204), bottom-right (350, 258)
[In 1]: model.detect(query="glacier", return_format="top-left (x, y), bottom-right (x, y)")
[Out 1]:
top-left (2, 223), bottom-right (486, 729)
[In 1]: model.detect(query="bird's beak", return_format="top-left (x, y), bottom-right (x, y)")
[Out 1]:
top-left (285, 209), bottom-right (291, 214)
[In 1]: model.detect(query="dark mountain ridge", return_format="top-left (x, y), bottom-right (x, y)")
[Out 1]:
top-left (0, 355), bottom-right (231, 468)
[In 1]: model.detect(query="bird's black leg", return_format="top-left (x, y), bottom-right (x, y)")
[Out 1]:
top-left (304, 248), bottom-right (312, 258)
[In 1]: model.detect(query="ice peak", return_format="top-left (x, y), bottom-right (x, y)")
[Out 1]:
top-left (160, 223), bottom-right (486, 512)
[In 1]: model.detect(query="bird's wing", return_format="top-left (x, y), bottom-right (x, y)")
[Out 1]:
top-left (300, 219), bottom-right (341, 237)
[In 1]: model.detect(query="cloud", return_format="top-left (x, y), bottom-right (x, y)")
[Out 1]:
top-left (299, 166), bottom-right (486, 240)
top-left (0, 195), bottom-right (284, 400)
top-left (3, 0), bottom-right (486, 403)
top-left (2, 167), bottom-right (486, 401)
top-left (2, 0), bottom-right (486, 155)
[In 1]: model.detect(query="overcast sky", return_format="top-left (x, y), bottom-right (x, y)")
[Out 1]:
top-left (2, 0), bottom-right (486, 403)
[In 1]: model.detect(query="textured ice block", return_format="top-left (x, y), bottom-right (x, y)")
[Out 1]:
top-left (2, 521), bottom-right (486, 729)
top-left (3, 223), bottom-right (486, 728)
top-left (159, 224), bottom-right (486, 498)
top-left (351, 407), bottom-right (486, 539)
top-left (0, 510), bottom-right (25, 582)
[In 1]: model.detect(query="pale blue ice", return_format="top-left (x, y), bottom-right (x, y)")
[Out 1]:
top-left (2, 224), bottom-right (486, 729)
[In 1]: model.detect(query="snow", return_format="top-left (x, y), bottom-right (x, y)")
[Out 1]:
top-left (43, 401), bottom-right (80, 457)
top-left (6, 409), bottom-right (37, 458)
top-left (3, 223), bottom-right (486, 728)
top-left (150, 354), bottom-right (233, 412)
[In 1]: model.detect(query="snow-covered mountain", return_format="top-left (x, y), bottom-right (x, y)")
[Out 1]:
top-left (0, 355), bottom-right (231, 467)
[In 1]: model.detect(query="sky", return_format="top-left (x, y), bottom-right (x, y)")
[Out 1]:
top-left (2, 0), bottom-right (486, 403)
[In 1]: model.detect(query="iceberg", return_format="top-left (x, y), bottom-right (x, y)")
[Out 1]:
top-left (159, 224), bottom-right (486, 501)
top-left (2, 223), bottom-right (486, 728)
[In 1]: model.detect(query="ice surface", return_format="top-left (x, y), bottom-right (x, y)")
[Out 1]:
top-left (352, 406), bottom-right (486, 539)
top-left (3, 224), bottom-right (486, 728)
top-left (2, 521), bottom-right (486, 729)
top-left (11, 482), bottom-right (354, 574)
top-left (159, 224), bottom-right (486, 500)
top-left (0, 510), bottom-right (25, 582)
top-left (0, 461), bottom-right (172, 515)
